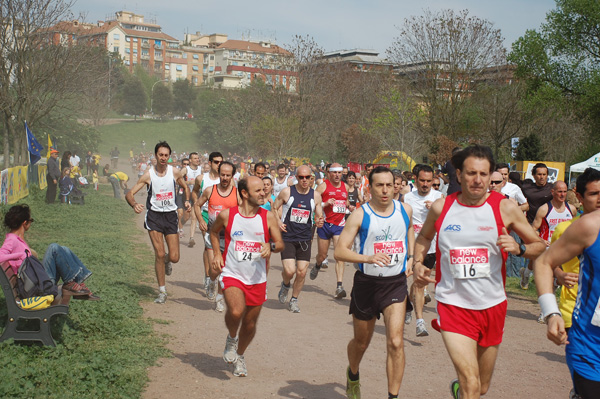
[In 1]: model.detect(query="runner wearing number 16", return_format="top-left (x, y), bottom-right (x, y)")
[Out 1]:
top-left (413, 145), bottom-right (545, 399)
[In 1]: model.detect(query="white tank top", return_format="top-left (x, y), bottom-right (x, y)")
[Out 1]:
top-left (186, 165), bottom-right (203, 188)
top-left (435, 192), bottom-right (507, 310)
top-left (355, 200), bottom-right (410, 277)
top-left (540, 202), bottom-right (573, 241)
top-left (404, 190), bottom-right (443, 254)
top-left (222, 207), bottom-right (270, 285)
top-left (273, 175), bottom-right (289, 198)
top-left (147, 165), bottom-right (177, 212)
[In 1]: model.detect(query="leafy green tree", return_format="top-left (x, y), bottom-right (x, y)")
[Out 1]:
top-left (152, 84), bottom-right (173, 119)
top-left (173, 79), bottom-right (196, 116)
top-left (121, 75), bottom-right (147, 121)
top-left (515, 134), bottom-right (545, 161)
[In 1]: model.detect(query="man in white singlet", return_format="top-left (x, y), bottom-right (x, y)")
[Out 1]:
top-left (532, 181), bottom-right (576, 245)
top-left (210, 176), bottom-right (283, 377)
top-left (273, 164), bottom-right (289, 198)
top-left (403, 164), bottom-right (443, 337)
top-left (335, 166), bottom-right (414, 399)
top-left (126, 141), bottom-right (191, 304)
top-left (185, 152), bottom-right (204, 247)
top-left (414, 145), bottom-right (545, 399)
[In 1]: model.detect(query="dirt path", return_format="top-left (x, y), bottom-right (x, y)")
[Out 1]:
top-left (132, 191), bottom-right (571, 399)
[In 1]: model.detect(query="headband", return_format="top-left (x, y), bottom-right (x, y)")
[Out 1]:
top-left (329, 167), bottom-right (343, 172)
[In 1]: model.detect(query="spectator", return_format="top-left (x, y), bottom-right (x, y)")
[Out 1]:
top-left (85, 151), bottom-right (93, 176)
top-left (102, 164), bottom-right (111, 177)
top-left (110, 147), bottom-right (120, 169)
top-left (46, 149), bottom-right (60, 204)
top-left (69, 151), bottom-right (80, 169)
top-left (61, 151), bottom-right (72, 171)
top-left (108, 171), bottom-right (129, 199)
top-left (440, 146), bottom-right (462, 195)
top-left (59, 167), bottom-right (74, 203)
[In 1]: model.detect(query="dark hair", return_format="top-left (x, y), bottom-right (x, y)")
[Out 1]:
top-left (451, 145), bottom-right (495, 172)
top-left (209, 152), bottom-right (222, 162)
top-left (277, 163), bottom-right (286, 170)
top-left (365, 163), bottom-right (374, 168)
top-left (189, 152), bottom-right (199, 158)
top-left (4, 204), bottom-right (31, 231)
top-left (415, 164), bottom-right (434, 178)
top-left (576, 168), bottom-right (600, 197)
top-left (508, 172), bottom-right (522, 187)
top-left (255, 162), bottom-right (267, 172)
top-left (262, 176), bottom-right (272, 183)
top-left (154, 141), bottom-right (171, 156)
top-left (496, 163), bottom-right (510, 171)
top-left (532, 163), bottom-right (548, 175)
top-left (347, 171), bottom-right (356, 179)
top-left (451, 147), bottom-right (462, 155)
top-left (218, 161), bottom-right (236, 175)
top-left (238, 177), bottom-right (249, 197)
top-left (368, 166), bottom-right (393, 185)
top-left (181, 158), bottom-right (189, 165)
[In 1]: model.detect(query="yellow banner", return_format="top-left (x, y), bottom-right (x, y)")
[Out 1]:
top-left (7, 166), bottom-right (29, 204)
top-left (38, 165), bottom-right (47, 190)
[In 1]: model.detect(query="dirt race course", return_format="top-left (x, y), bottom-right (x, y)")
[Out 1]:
top-left (130, 193), bottom-right (572, 399)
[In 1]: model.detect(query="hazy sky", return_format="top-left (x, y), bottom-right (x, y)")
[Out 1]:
top-left (72, 0), bottom-right (556, 55)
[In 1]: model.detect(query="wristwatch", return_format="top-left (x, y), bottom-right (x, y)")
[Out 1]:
top-left (517, 243), bottom-right (526, 257)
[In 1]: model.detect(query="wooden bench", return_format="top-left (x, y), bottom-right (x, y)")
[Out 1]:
top-left (0, 262), bottom-right (69, 346)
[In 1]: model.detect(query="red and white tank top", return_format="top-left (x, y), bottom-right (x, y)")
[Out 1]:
top-left (208, 185), bottom-right (238, 227)
top-left (539, 202), bottom-right (573, 241)
top-left (434, 191), bottom-right (507, 310)
top-left (222, 207), bottom-right (270, 285)
top-left (322, 180), bottom-right (348, 226)
top-left (147, 165), bottom-right (177, 212)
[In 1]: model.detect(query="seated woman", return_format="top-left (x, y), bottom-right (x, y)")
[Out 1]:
top-left (0, 204), bottom-right (96, 298)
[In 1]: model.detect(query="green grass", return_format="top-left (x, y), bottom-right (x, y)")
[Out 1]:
top-left (506, 276), bottom-right (539, 300)
top-left (97, 119), bottom-right (200, 158)
top-left (0, 185), bottom-right (168, 399)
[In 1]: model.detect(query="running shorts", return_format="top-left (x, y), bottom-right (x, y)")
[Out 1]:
top-left (202, 209), bottom-right (209, 224)
top-left (281, 241), bottom-right (312, 262)
top-left (144, 209), bottom-right (178, 235)
top-left (222, 276), bottom-right (267, 307)
top-left (204, 231), bottom-right (225, 251)
top-left (349, 271), bottom-right (408, 321)
top-left (317, 223), bottom-right (344, 240)
top-left (175, 193), bottom-right (185, 209)
top-left (424, 253), bottom-right (436, 269)
top-left (435, 300), bottom-right (507, 347)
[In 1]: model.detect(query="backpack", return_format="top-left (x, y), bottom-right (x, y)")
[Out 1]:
top-left (16, 250), bottom-right (58, 299)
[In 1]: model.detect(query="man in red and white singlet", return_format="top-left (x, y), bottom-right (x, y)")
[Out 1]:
top-left (126, 141), bottom-right (191, 304)
top-left (210, 176), bottom-right (283, 377)
top-left (532, 181), bottom-right (576, 244)
top-left (312, 162), bottom-right (350, 299)
top-left (414, 145), bottom-right (545, 399)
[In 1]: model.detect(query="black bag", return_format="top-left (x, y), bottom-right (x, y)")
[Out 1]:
top-left (16, 250), bottom-right (58, 298)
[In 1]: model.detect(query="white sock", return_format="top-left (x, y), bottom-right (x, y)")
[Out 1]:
top-left (417, 318), bottom-right (425, 324)
top-left (159, 286), bottom-right (166, 293)
top-left (216, 293), bottom-right (223, 302)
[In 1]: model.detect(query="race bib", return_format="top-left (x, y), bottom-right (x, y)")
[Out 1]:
top-left (156, 191), bottom-right (173, 206)
top-left (413, 223), bottom-right (423, 235)
top-left (449, 247), bottom-right (491, 279)
top-left (373, 241), bottom-right (405, 266)
top-left (333, 200), bottom-right (346, 214)
top-left (291, 208), bottom-right (310, 224)
top-left (234, 241), bottom-right (262, 262)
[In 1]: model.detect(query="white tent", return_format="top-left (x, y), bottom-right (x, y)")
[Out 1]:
top-left (569, 151), bottom-right (600, 182)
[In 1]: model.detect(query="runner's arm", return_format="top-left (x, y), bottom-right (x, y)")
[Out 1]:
top-left (191, 175), bottom-right (202, 204)
top-left (173, 168), bottom-right (191, 211)
top-left (194, 186), bottom-right (212, 229)
top-left (210, 209), bottom-right (228, 272)
top-left (265, 211), bottom-right (284, 256)
top-left (403, 203), bottom-right (415, 277)
top-left (272, 187), bottom-right (290, 230)
top-left (413, 198), bottom-right (443, 286)
top-left (125, 172), bottom-right (150, 214)
top-left (334, 209), bottom-right (390, 267)
top-left (531, 204), bottom-right (546, 233)
top-left (313, 191), bottom-right (325, 228)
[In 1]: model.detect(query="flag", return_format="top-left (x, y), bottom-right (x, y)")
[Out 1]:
top-left (25, 121), bottom-right (44, 165)
top-left (46, 134), bottom-right (55, 159)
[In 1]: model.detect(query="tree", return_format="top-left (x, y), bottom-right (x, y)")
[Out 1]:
top-left (0, 0), bottom-right (108, 166)
top-left (515, 134), bottom-right (545, 161)
top-left (121, 75), bottom-right (147, 121)
top-left (152, 84), bottom-right (173, 119)
top-left (172, 79), bottom-right (196, 116)
top-left (387, 9), bottom-right (506, 142)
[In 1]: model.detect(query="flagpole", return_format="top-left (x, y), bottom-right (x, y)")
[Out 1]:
top-left (25, 120), bottom-right (31, 166)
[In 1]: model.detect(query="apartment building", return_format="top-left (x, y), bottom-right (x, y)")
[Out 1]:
top-left (319, 49), bottom-right (394, 72)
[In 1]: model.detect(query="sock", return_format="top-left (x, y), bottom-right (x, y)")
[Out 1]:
top-left (282, 281), bottom-right (291, 288)
top-left (315, 262), bottom-right (322, 270)
top-left (348, 368), bottom-right (359, 381)
top-left (228, 334), bottom-right (238, 340)
top-left (159, 286), bottom-right (166, 293)
top-left (337, 282), bottom-right (342, 288)
top-left (388, 394), bottom-right (398, 399)
top-left (417, 318), bottom-right (424, 324)
top-left (216, 293), bottom-right (223, 302)
top-left (291, 296), bottom-right (298, 302)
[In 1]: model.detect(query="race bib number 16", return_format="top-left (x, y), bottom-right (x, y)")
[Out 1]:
top-left (449, 247), bottom-right (491, 279)
top-left (234, 241), bottom-right (262, 262)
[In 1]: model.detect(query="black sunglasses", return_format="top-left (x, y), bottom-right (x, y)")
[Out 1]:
top-left (432, 184), bottom-right (440, 187)
top-left (297, 175), bottom-right (311, 180)
top-left (490, 180), bottom-right (503, 185)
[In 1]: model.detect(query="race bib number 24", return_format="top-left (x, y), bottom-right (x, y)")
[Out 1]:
top-left (234, 241), bottom-right (262, 262)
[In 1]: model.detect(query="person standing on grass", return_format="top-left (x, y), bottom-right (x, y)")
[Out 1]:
top-left (125, 141), bottom-right (191, 304)
top-left (46, 149), bottom-right (61, 204)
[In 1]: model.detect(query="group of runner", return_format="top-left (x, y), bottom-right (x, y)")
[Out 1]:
top-left (123, 142), bottom-right (600, 398)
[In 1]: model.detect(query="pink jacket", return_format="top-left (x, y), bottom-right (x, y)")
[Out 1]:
top-left (0, 233), bottom-right (32, 274)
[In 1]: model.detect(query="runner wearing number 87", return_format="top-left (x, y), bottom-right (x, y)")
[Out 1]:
top-left (413, 145), bottom-right (545, 399)
top-left (126, 141), bottom-right (191, 304)
top-left (210, 176), bottom-right (284, 377)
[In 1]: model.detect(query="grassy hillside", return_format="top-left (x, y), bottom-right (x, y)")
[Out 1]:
top-left (97, 119), bottom-right (201, 157)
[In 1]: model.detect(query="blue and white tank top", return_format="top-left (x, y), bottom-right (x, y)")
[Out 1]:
top-left (147, 165), bottom-right (177, 212)
top-left (355, 200), bottom-right (410, 277)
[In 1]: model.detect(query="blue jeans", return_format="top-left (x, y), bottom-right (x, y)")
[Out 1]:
top-left (505, 231), bottom-right (525, 277)
top-left (108, 176), bottom-right (121, 199)
top-left (43, 243), bottom-right (92, 285)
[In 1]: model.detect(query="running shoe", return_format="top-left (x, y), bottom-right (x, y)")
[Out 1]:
top-left (204, 276), bottom-right (210, 292)
top-left (321, 258), bottom-right (329, 269)
top-left (154, 292), bottom-right (167, 304)
top-left (278, 282), bottom-right (290, 304)
top-left (215, 297), bottom-right (225, 312)
top-left (519, 267), bottom-right (530, 290)
top-left (450, 379), bottom-right (460, 399)
top-left (179, 228), bottom-right (184, 239)
top-left (309, 264), bottom-right (320, 280)
top-left (424, 288), bottom-right (431, 304)
top-left (233, 355), bottom-right (247, 377)
top-left (346, 367), bottom-right (361, 399)
top-left (537, 313), bottom-right (545, 324)
top-left (416, 319), bottom-right (429, 337)
top-left (188, 237), bottom-right (195, 248)
top-left (569, 388), bottom-right (582, 399)
top-left (164, 253), bottom-right (172, 276)
top-left (334, 285), bottom-right (347, 299)
top-left (207, 280), bottom-right (216, 301)
top-left (223, 335), bottom-right (238, 364)
top-left (288, 298), bottom-right (300, 313)
top-left (405, 311), bottom-right (412, 325)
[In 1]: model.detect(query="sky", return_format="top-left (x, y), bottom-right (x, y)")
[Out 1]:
top-left (71, 0), bottom-right (556, 56)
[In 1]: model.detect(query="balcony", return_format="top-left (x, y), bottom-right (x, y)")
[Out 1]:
top-left (142, 41), bottom-right (149, 48)
top-left (141, 54), bottom-right (150, 60)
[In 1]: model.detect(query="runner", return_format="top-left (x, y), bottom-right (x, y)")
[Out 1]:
top-left (359, 164), bottom-right (374, 202)
top-left (273, 165), bottom-right (324, 313)
top-left (185, 152), bottom-right (204, 248)
top-left (176, 158), bottom-right (190, 238)
top-left (125, 141), bottom-right (191, 304)
top-left (534, 180), bottom-right (600, 398)
top-left (260, 176), bottom-right (275, 211)
top-left (403, 164), bottom-right (443, 337)
top-left (334, 166), bottom-right (414, 399)
top-left (413, 145), bottom-right (545, 399)
top-left (194, 161), bottom-right (239, 312)
top-left (311, 162), bottom-right (350, 299)
top-left (211, 176), bottom-right (284, 377)
top-left (254, 162), bottom-right (267, 178)
top-left (191, 152), bottom-right (222, 294)
top-left (273, 164), bottom-right (290, 198)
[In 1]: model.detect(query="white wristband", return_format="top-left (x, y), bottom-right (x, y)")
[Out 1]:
top-left (538, 293), bottom-right (560, 319)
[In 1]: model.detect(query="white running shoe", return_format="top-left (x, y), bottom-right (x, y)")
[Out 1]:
top-left (405, 311), bottom-right (412, 325)
top-left (154, 292), bottom-right (167, 304)
top-left (288, 298), bottom-right (300, 313)
top-left (207, 280), bottom-right (216, 301)
top-left (233, 355), bottom-right (247, 377)
top-left (278, 282), bottom-right (290, 304)
top-left (215, 297), bottom-right (225, 313)
top-left (416, 319), bottom-right (429, 337)
top-left (223, 335), bottom-right (238, 364)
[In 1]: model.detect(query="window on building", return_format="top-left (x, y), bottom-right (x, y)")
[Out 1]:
top-left (113, 47), bottom-right (119, 52)
top-left (133, 38), bottom-right (138, 42)
top-left (176, 65), bottom-right (183, 71)
top-left (133, 48), bottom-right (138, 53)
top-left (126, 37), bottom-right (130, 42)
top-left (232, 61), bottom-right (238, 66)
top-left (113, 33), bottom-right (119, 40)
top-left (193, 77), bottom-right (198, 84)
top-left (209, 66), bottom-right (214, 72)
top-left (223, 50), bottom-right (229, 58)
top-left (203, 66), bottom-right (207, 72)
top-left (155, 51), bottom-right (161, 58)
top-left (183, 53), bottom-right (187, 59)
top-left (125, 48), bottom-right (130, 54)
top-left (155, 40), bottom-right (161, 46)
top-left (210, 55), bottom-right (214, 60)
top-left (193, 54), bottom-right (199, 59)
top-left (192, 66), bottom-right (199, 71)
top-left (165, 64), bottom-right (170, 70)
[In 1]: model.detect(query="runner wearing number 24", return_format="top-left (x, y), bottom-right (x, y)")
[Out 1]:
top-left (413, 145), bottom-right (545, 399)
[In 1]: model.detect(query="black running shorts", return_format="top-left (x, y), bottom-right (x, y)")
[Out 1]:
top-left (281, 241), bottom-right (312, 262)
top-left (144, 209), bottom-right (178, 235)
top-left (349, 271), bottom-right (408, 321)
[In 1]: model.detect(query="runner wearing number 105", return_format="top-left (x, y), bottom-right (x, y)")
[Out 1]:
top-left (126, 141), bottom-right (191, 304)
top-left (413, 145), bottom-right (545, 399)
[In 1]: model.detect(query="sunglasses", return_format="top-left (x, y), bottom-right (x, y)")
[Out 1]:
top-left (297, 175), bottom-right (311, 180)
top-left (490, 180), bottom-right (503, 185)
top-left (182, 163), bottom-right (189, 166)
top-left (432, 184), bottom-right (440, 188)
top-left (212, 160), bottom-right (222, 164)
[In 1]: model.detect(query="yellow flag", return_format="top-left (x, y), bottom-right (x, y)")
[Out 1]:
top-left (46, 134), bottom-right (53, 159)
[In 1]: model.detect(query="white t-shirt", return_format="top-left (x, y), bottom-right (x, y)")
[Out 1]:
top-left (70, 155), bottom-right (80, 167)
top-left (501, 182), bottom-right (527, 205)
top-left (404, 189), bottom-right (443, 254)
